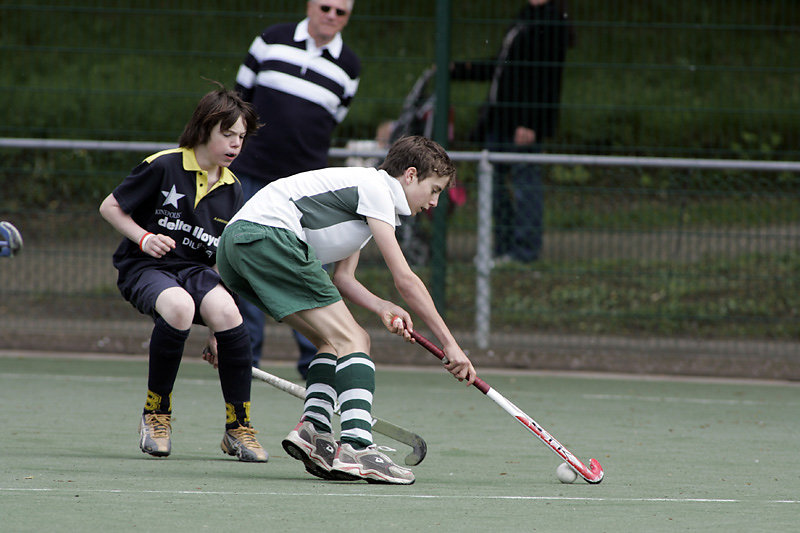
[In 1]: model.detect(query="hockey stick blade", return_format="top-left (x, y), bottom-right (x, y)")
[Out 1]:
top-left (407, 328), bottom-right (604, 484)
top-left (250, 366), bottom-right (427, 466)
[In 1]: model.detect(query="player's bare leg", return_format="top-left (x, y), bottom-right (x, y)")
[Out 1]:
top-left (281, 302), bottom-right (414, 484)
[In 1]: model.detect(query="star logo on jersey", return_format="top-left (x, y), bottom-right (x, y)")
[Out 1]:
top-left (161, 185), bottom-right (185, 208)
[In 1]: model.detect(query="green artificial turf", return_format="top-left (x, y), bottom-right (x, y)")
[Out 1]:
top-left (1, 353), bottom-right (798, 532)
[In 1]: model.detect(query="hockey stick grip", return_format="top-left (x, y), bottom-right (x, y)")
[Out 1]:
top-left (409, 330), bottom-right (491, 394)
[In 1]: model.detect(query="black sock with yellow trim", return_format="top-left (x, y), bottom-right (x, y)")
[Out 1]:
top-left (144, 316), bottom-right (189, 414)
top-left (215, 324), bottom-right (253, 429)
top-left (225, 401), bottom-right (253, 430)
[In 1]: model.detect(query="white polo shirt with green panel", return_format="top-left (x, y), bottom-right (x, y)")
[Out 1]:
top-left (229, 166), bottom-right (411, 265)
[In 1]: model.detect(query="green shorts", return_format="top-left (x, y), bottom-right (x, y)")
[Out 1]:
top-left (217, 220), bottom-right (341, 321)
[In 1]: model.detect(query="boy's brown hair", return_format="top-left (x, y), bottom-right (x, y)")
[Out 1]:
top-left (379, 135), bottom-right (457, 186)
top-left (178, 81), bottom-right (260, 148)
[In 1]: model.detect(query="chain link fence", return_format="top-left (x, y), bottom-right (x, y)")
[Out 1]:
top-left (1, 2), bottom-right (798, 377)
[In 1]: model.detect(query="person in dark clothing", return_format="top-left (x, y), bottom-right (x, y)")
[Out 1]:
top-left (99, 86), bottom-right (268, 462)
top-left (451, 0), bottom-right (574, 263)
top-left (231, 0), bottom-right (361, 377)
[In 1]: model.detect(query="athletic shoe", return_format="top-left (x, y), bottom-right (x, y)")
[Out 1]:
top-left (221, 425), bottom-right (269, 462)
top-left (138, 412), bottom-right (172, 457)
top-left (332, 442), bottom-right (416, 485)
top-left (282, 420), bottom-right (340, 480)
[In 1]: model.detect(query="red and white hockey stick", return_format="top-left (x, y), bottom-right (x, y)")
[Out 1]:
top-left (407, 327), bottom-right (604, 484)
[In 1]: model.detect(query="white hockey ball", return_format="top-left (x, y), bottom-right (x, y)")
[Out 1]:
top-left (556, 462), bottom-right (577, 484)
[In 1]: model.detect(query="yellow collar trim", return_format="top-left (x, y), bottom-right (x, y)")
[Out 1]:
top-left (181, 148), bottom-right (236, 207)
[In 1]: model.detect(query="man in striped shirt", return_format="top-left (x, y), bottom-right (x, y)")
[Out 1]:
top-left (231, 0), bottom-right (361, 376)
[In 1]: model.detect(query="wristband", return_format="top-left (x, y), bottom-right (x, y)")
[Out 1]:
top-left (139, 232), bottom-right (154, 251)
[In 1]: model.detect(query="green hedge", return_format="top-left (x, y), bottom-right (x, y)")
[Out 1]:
top-left (1, 1), bottom-right (799, 209)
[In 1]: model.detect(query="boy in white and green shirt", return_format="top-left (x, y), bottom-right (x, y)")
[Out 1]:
top-left (215, 136), bottom-right (476, 484)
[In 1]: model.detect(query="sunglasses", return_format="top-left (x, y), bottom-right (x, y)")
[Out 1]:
top-left (318, 4), bottom-right (348, 17)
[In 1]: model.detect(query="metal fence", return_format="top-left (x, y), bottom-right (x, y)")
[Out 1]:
top-left (1, 2), bottom-right (799, 377)
top-left (2, 1), bottom-right (798, 157)
top-left (2, 144), bottom-right (798, 377)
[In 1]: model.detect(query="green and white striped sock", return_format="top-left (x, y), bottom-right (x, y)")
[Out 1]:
top-left (336, 352), bottom-right (375, 448)
top-left (302, 353), bottom-right (337, 433)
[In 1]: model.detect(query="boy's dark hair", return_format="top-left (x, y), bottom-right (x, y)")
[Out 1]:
top-left (379, 135), bottom-right (457, 185)
top-left (178, 81), bottom-right (260, 148)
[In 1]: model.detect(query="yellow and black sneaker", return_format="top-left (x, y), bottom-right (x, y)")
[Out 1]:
top-left (138, 412), bottom-right (172, 457)
top-left (221, 425), bottom-right (268, 463)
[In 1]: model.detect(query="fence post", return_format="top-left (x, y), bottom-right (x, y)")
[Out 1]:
top-left (430, 0), bottom-right (452, 314)
top-left (475, 150), bottom-right (493, 349)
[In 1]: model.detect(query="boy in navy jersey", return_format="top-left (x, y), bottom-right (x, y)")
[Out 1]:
top-left (216, 136), bottom-right (477, 483)
top-left (99, 85), bottom-right (268, 462)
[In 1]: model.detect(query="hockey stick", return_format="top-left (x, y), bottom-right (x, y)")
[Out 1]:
top-left (406, 327), bottom-right (604, 484)
top-left (250, 366), bottom-right (427, 466)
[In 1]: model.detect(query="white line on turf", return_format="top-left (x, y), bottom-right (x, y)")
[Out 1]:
top-left (0, 487), bottom-right (797, 504)
top-left (581, 393), bottom-right (777, 406)
top-left (0, 372), bottom-right (217, 386)
top-left (3, 350), bottom-right (800, 387)
top-left (0, 372), bottom-right (137, 383)
top-left (3, 373), bottom-right (796, 405)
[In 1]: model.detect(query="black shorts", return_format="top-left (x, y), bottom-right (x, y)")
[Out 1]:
top-left (124, 265), bottom-right (222, 324)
